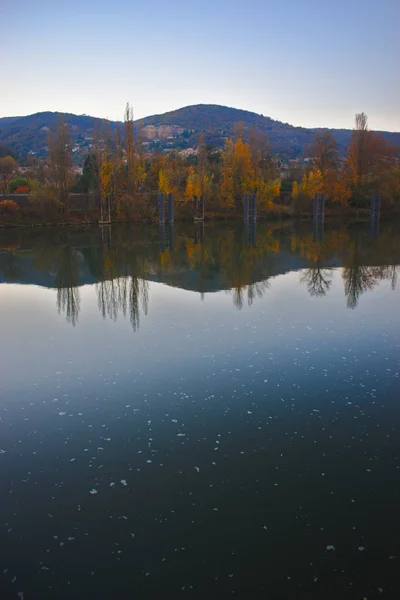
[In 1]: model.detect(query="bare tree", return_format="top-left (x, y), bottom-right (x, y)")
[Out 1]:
top-left (307, 130), bottom-right (338, 174)
top-left (48, 117), bottom-right (71, 214)
top-left (124, 102), bottom-right (135, 194)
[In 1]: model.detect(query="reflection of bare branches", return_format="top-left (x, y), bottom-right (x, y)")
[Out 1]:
top-left (232, 279), bottom-right (270, 310)
top-left (343, 265), bottom-right (379, 309)
top-left (96, 276), bottom-right (148, 331)
top-left (129, 277), bottom-right (140, 331)
top-left (247, 280), bottom-right (270, 306)
top-left (233, 287), bottom-right (244, 310)
top-left (57, 286), bottom-right (80, 326)
top-left (380, 265), bottom-right (398, 291)
top-left (55, 246), bottom-right (81, 326)
top-left (301, 267), bottom-right (333, 297)
top-left (96, 278), bottom-right (123, 321)
top-left (390, 266), bottom-right (398, 291)
top-left (141, 279), bottom-right (149, 316)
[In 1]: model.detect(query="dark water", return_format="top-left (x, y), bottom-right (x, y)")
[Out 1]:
top-left (0, 220), bottom-right (399, 599)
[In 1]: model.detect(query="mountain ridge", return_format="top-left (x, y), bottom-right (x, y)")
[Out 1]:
top-left (1, 104), bottom-right (399, 163)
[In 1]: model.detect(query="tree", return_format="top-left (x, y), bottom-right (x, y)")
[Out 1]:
top-left (220, 139), bottom-right (235, 209)
top-left (158, 168), bottom-right (170, 195)
top-left (135, 123), bottom-right (147, 192)
top-left (233, 138), bottom-right (253, 209)
top-left (347, 112), bottom-right (393, 205)
top-left (124, 102), bottom-right (135, 194)
top-left (100, 158), bottom-right (113, 221)
top-left (48, 117), bottom-right (71, 214)
top-left (249, 128), bottom-right (280, 207)
top-left (197, 134), bottom-right (208, 196)
top-left (185, 166), bottom-right (201, 199)
top-left (81, 153), bottom-right (99, 193)
top-left (233, 121), bottom-right (245, 142)
top-left (0, 156), bottom-right (17, 193)
top-left (307, 130), bottom-right (338, 175)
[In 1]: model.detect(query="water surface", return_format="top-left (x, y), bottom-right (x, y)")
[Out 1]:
top-left (0, 220), bottom-right (399, 599)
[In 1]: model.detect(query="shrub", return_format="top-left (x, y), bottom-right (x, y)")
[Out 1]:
top-left (0, 200), bottom-right (19, 219)
top-left (29, 182), bottom-right (61, 220)
top-left (7, 178), bottom-right (30, 194)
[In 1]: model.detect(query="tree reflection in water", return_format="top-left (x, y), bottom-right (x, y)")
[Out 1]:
top-left (1, 221), bottom-right (399, 326)
top-left (55, 245), bottom-right (81, 326)
top-left (300, 266), bottom-right (332, 297)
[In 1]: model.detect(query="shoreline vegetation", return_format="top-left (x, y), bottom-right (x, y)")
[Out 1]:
top-left (1, 105), bottom-right (399, 228)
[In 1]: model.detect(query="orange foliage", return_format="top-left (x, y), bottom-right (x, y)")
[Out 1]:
top-left (0, 200), bottom-right (19, 217)
top-left (13, 186), bottom-right (30, 194)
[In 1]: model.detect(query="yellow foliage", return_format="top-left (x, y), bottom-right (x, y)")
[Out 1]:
top-left (220, 140), bottom-right (235, 207)
top-left (257, 178), bottom-right (280, 206)
top-left (135, 155), bottom-right (147, 189)
top-left (332, 176), bottom-right (352, 206)
top-left (185, 167), bottom-right (201, 200)
top-left (233, 139), bottom-right (253, 195)
top-left (100, 160), bottom-right (113, 198)
top-left (158, 169), bottom-right (170, 194)
top-left (294, 169), bottom-right (324, 199)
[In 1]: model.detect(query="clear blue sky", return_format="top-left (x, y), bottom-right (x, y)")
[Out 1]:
top-left (2, 0), bottom-right (399, 130)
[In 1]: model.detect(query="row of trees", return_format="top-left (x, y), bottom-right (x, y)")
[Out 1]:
top-left (1, 107), bottom-right (399, 222)
top-left (78, 104), bottom-right (282, 220)
top-left (1, 103), bottom-right (282, 220)
top-left (293, 113), bottom-right (400, 209)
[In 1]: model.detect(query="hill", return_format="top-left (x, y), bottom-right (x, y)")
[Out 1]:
top-left (0, 104), bottom-right (399, 164)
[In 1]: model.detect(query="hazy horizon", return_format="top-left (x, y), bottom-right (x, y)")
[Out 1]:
top-left (2, 0), bottom-right (399, 131)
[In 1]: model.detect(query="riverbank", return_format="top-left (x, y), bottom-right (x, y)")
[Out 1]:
top-left (1, 205), bottom-right (399, 230)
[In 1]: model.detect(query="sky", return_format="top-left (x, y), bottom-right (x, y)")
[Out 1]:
top-left (1, 0), bottom-right (399, 130)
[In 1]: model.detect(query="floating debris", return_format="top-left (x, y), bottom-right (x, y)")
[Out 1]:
top-left (89, 489), bottom-right (98, 495)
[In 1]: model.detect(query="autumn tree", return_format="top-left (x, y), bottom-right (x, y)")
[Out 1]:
top-left (197, 134), bottom-right (208, 197)
top-left (307, 130), bottom-right (338, 175)
top-left (249, 128), bottom-right (280, 207)
top-left (185, 135), bottom-right (213, 205)
top-left (124, 102), bottom-right (135, 194)
top-left (220, 139), bottom-right (235, 209)
top-left (347, 112), bottom-right (393, 205)
top-left (163, 152), bottom-right (186, 198)
top-left (233, 138), bottom-right (253, 210)
top-left (0, 156), bottom-right (17, 193)
top-left (185, 166), bottom-right (201, 200)
top-left (158, 166), bottom-right (171, 195)
top-left (135, 122), bottom-right (147, 192)
top-left (48, 117), bottom-right (72, 214)
top-left (100, 156), bottom-right (113, 222)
